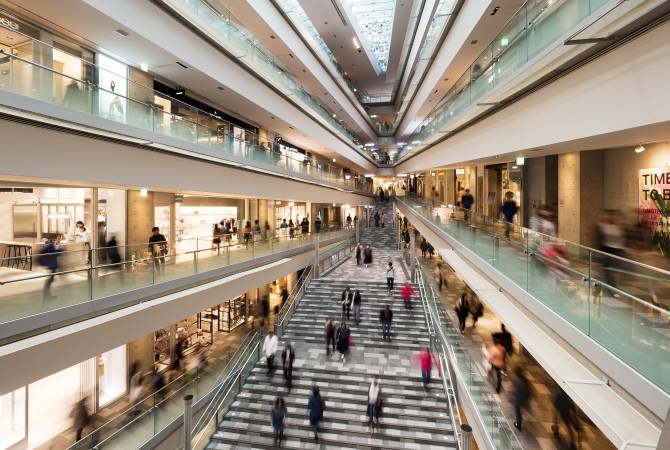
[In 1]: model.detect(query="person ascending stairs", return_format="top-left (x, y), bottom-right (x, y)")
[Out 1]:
top-left (380, 304), bottom-right (393, 341)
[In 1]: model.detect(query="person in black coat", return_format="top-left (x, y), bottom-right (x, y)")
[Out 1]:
top-left (454, 293), bottom-right (469, 334)
top-left (492, 324), bottom-right (513, 355)
top-left (510, 366), bottom-right (532, 431)
top-left (336, 321), bottom-right (350, 362)
top-left (353, 290), bottom-right (362, 325)
top-left (379, 305), bottom-right (393, 341)
top-left (281, 342), bottom-right (295, 391)
top-left (341, 287), bottom-right (352, 319)
top-left (355, 244), bottom-right (362, 266)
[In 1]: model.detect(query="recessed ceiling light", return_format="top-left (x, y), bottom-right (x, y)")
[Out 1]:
top-left (140, 63), bottom-right (149, 72)
top-left (217, 86), bottom-right (225, 90)
top-left (270, 35), bottom-right (275, 39)
top-left (288, 126), bottom-right (294, 129)
top-left (370, 114), bottom-right (378, 118)
top-left (470, 39), bottom-right (478, 45)
top-left (635, 145), bottom-right (645, 153)
top-left (114, 28), bottom-right (129, 37)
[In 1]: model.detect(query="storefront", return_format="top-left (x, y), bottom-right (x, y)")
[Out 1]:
top-left (485, 162), bottom-right (523, 222)
top-left (0, 182), bottom-right (127, 272)
top-left (274, 200), bottom-right (307, 234)
top-left (0, 344), bottom-right (127, 449)
top-left (174, 196), bottom-right (243, 252)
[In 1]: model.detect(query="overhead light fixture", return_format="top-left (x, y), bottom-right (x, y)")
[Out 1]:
top-left (397, 142), bottom-right (406, 146)
top-left (140, 63), bottom-right (149, 72)
top-left (365, 174), bottom-right (375, 178)
top-left (275, 200), bottom-right (282, 205)
top-left (352, 37), bottom-right (361, 51)
top-left (500, 37), bottom-right (509, 47)
top-left (140, 188), bottom-right (148, 197)
top-left (516, 157), bottom-right (525, 166)
top-left (332, 158), bottom-right (337, 162)
top-left (332, 203), bottom-right (336, 207)
top-left (407, 146), bottom-right (413, 150)
top-left (411, 140), bottom-right (421, 145)
top-left (397, 173), bottom-right (407, 177)
top-left (455, 168), bottom-right (465, 175)
top-left (635, 145), bottom-right (645, 153)
top-left (370, 114), bottom-right (378, 118)
top-left (364, 143), bottom-right (375, 147)
top-left (332, 113), bottom-right (337, 118)
top-left (512, 165), bottom-right (518, 169)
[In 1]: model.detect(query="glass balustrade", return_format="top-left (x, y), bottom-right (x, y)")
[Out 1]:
top-left (396, 0), bottom-right (619, 162)
top-left (0, 228), bottom-right (354, 339)
top-left (68, 248), bottom-right (323, 450)
top-left (0, 34), bottom-right (372, 193)
top-left (68, 329), bottom-right (264, 450)
top-left (415, 258), bottom-right (522, 449)
top-left (162, 0), bottom-right (377, 160)
top-left (399, 194), bottom-right (670, 394)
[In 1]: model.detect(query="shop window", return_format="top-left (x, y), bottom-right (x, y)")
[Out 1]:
top-left (0, 387), bottom-right (26, 449)
top-left (97, 345), bottom-right (127, 408)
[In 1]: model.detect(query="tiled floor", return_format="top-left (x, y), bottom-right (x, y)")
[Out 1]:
top-left (417, 251), bottom-right (615, 450)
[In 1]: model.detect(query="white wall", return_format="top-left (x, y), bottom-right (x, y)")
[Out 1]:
top-left (397, 19), bottom-right (670, 173)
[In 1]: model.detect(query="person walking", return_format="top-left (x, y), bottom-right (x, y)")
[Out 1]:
top-left (366, 377), bottom-right (383, 435)
top-left (271, 396), bottom-right (288, 447)
top-left (288, 220), bottom-right (295, 239)
top-left (552, 388), bottom-right (580, 447)
top-left (470, 297), bottom-right (484, 328)
top-left (355, 243), bottom-right (362, 266)
top-left (307, 386), bottom-right (324, 442)
top-left (346, 214), bottom-right (352, 229)
top-left (487, 338), bottom-right (507, 393)
top-left (401, 282), bottom-right (415, 310)
top-left (325, 319), bottom-right (336, 356)
top-left (493, 324), bottom-right (514, 357)
top-left (341, 286), bottom-right (352, 320)
top-left (416, 347), bottom-right (440, 389)
top-left (379, 305), bottom-right (393, 341)
top-left (374, 211), bottom-right (380, 228)
top-left (455, 293), bottom-right (470, 334)
top-left (501, 191), bottom-right (518, 239)
top-left (301, 217), bottom-right (309, 235)
top-left (71, 398), bottom-right (91, 442)
top-left (263, 330), bottom-right (278, 375)
top-left (148, 227), bottom-right (168, 269)
top-left (336, 321), bottom-right (351, 362)
top-left (510, 366), bottom-right (532, 431)
top-left (353, 289), bottom-right (362, 325)
top-left (364, 245), bottom-right (373, 267)
top-left (282, 342), bottom-right (295, 392)
top-left (243, 221), bottom-right (252, 248)
top-left (461, 188), bottom-right (474, 221)
top-left (386, 261), bottom-right (395, 292)
top-left (435, 262), bottom-right (446, 291)
top-left (39, 239), bottom-right (62, 299)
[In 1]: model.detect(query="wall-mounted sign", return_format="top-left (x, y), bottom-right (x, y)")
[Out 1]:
top-left (639, 167), bottom-right (670, 254)
top-left (455, 168), bottom-right (465, 175)
top-left (0, 12), bottom-right (40, 39)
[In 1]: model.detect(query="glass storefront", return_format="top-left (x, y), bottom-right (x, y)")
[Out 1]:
top-left (97, 345), bottom-right (127, 408)
top-left (0, 388), bottom-right (25, 449)
top-left (176, 203), bottom-right (238, 252)
top-left (274, 201), bottom-right (307, 234)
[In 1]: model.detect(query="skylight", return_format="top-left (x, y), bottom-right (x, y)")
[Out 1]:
top-left (346, 0), bottom-right (396, 73)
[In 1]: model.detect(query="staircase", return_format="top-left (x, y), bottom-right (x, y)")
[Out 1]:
top-left (359, 201), bottom-right (397, 249)
top-left (206, 199), bottom-right (458, 449)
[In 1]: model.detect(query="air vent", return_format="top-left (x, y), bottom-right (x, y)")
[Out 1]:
top-left (490, 6), bottom-right (500, 16)
top-left (114, 29), bottom-right (129, 37)
top-left (176, 61), bottom-right (188, 69)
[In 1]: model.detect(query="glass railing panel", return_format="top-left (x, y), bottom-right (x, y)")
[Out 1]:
top-left (0, 42), bottom-right (371, 193)
top-left (400, 195), bottom-right (670, 393)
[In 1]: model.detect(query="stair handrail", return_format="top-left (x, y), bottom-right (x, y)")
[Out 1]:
top-left (275, 264), bottom-right (314, 338)
top-left (414, 260), bottom-right (461, 448)
top-left (190, 329), bottom-right (263, 449)
top-left (415, 259), bottom-right (523, 449)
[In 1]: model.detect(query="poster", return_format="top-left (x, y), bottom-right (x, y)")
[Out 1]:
top-left (639, 168), bottom-right (670, 254)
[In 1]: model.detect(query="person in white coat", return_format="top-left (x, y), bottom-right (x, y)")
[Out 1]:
top-left (263, 330), bottom-right (279, 376)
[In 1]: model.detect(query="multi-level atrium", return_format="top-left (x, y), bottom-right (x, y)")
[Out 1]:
top-left (0, 0), bottom-right (669, 449)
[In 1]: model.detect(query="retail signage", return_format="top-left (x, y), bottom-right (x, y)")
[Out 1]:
top-left (0, 15), bottom-right (19, 31)
top-left (639, 167), bottom-right (670, 252)
top-left (0, 12), bottom-right (40, 38)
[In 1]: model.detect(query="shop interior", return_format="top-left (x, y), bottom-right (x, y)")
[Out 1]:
top-left (485, 162), bottom-right (523, 223)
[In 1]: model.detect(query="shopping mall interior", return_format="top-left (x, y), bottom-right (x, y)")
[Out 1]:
top-left (0, 0), bottom-right (669, 449)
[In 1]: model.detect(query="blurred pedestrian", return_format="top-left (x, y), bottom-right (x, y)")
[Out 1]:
top-left (455, 293), bottom-right (470, 334)
top-left (364, 245), bottom-right (373, 267)
top-left (401, 282), bottom-right (415, 310)
top-left (307, 386), bottom-right (324, 442)
top-left (129, 361), bottom-right (143, 417)
top-left (288, 219), bottom-right (295, 239)
top-left (597, 210), bottom-right (625, 295)
top-left (353, 289), bottom-right (362, 325)
top-left (355, 243), bottom-right (362, 266)
top-left (38, 238), bottom-right (62, 299)
top-left (492, 324), bottom-right (513, 356)
top-left (510, 366), bottom-right (532, 431)
top-left (470, 297), bottom-right (484, 328)
top-left (461, 189), bottom-right (474, 221)
top-left (501, 191), bottom-right (518, 239)
top-left (379, 305), bottom-right (393, 341)
top-left (301, 217), bottom-right (309, 234)
top-left (552, 389), bottom-right (580, 447)
top-left (243, 221), bottom-right (252, 248)
top-left (435, 262), bottom-right (445, 291)
top-left (282, 342), bottom-right (295, 391)
top-left (263, 330), bottom-right (278, 375)
top-left (487, 339), bottom-right (506, 393)
top-left (325, 319), bottom-right (336, 356)
top-left (416, 346), bottom-right (440, 389)
top-left (341, 286), bottom-right (352, 320)
top-left (71, 397), bottom-right (91, 442)
top-left (367, 377), bottom-right (383, 435)
top-left (386, 261), bottom-right (395, 292)
top-left (336, 321), bottom-right (351, 362)
top-left (271, 396), bottom-right (288, 447)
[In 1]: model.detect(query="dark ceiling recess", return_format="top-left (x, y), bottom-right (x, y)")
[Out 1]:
top-left (470, 39), bottom-right (478, 45)
top-left (490, 6), bottom-right (500, 16)
top-left (176, 61), bottom-right (188, 69)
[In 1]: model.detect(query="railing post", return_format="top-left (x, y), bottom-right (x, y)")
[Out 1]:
top-left (313, 233), bottom-right (320, 278)
top-left (183, 394), bottom-right (194, 450)
top-left (461, 424), bottom-right (473, 450)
